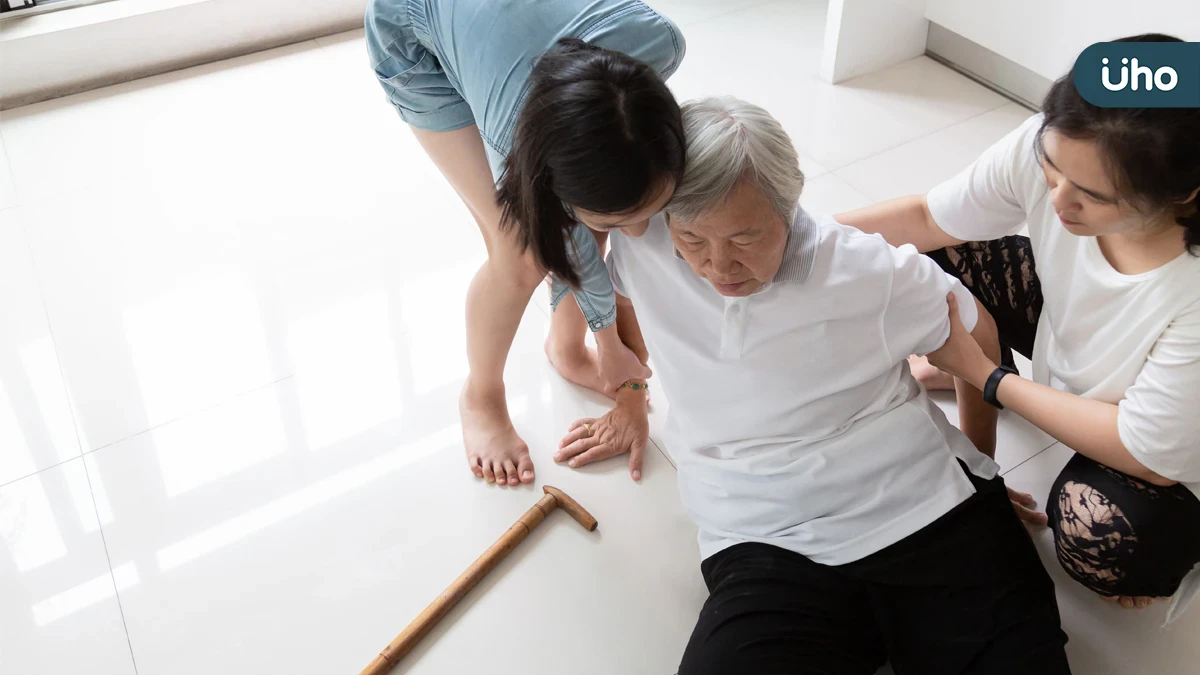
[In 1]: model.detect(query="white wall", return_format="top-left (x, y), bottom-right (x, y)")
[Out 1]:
top-left (925, 0), bottom-right (1200, 81)
top-left (0, 0), bottom-right (365, 109)
top-left (820, 0), bottom-right (929, 84)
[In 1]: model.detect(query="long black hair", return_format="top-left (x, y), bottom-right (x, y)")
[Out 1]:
top-left (496, 38), bottom-right (685, 286)
top-left (1038, 33), bottom-right (1200, 252)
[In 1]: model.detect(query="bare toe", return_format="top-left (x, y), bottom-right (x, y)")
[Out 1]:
top-left (481, 460), bottom-right (496, 484)
top-left (503, 460), bottom-right (519, 485)
top-left (467, 455), bottom-right (484, 479)
top-left (517, 455), bottom-right (535, 483)
top-left (492, 460), bottom-right (508, 486)
top-left (1098, 593), bottom-right (1155, 610)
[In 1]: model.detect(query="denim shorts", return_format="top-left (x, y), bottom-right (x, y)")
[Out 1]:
top-left (364, 0), bottom-right (685, 181)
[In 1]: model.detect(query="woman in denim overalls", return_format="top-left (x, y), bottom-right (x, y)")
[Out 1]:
top-left (365, 0), bottom-right (686, 485)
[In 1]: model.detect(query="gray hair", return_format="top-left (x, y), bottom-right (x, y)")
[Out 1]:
top-left (666, 96), bottom-right (805, 222)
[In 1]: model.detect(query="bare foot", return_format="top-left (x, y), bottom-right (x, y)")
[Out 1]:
top-left (460, 381), bottom-right (535, 486)
top-left (1101, 595), bottom-right (1166, 610)
top-left (908, 355), bottom-right (955, 391)
top-left (545, 337), bottom-right (614, 399)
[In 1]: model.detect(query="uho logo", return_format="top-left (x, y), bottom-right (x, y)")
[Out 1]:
top-left (1074, 42), bottom-right (1199, 108)
top-left (1101, 57), bottom-right (1178, 91)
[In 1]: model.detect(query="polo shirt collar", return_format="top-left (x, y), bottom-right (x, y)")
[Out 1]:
top-left (774, 206), bottom-right (819, 284)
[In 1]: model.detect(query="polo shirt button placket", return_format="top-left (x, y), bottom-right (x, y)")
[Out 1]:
top-left (720, 299), bottom-right (748, 359)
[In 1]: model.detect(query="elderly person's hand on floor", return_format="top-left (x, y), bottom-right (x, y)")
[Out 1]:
top-left (556, 386), bottom-right (650, 481)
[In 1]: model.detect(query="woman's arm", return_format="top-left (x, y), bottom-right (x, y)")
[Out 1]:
top-left (954, 296), bottom-right (1001, 458)
top-left (883, 245), bottom-right (998, 455)
top-left (930, 295), bottom-right (1178, 487)
top-left (990, 375), bottom-right (1174, 485)
top-left (615, 292), bottom-right (650, 367)
top-left (561, 226), bottom-right (652, 390)
top-left (836, 195), bottom-right (966, 253)
top-left (610, 291), bottom-right (651, 418)
top-left (556, 293), bottom-right (652, 480)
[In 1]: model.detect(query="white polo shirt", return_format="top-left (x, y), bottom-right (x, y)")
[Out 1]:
top-left (608, 207), bottom-right (996, 565)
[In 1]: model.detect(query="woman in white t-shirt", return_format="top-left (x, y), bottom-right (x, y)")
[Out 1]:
top-left (838, 33), bottom-right (1200, 618)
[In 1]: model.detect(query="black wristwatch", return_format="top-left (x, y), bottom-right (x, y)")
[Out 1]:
top-left (983, 365), bottom-right (1018, 409)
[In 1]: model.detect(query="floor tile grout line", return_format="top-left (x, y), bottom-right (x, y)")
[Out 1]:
top-left (4, 215), bottom-right (93, 479)
top-left (1000, 440), bottom-right (1061, 477)
top-left (81, 458), bottom-right (141, 675)
top-left (823, 98), bottom-right (1013, 178)
top-left (0, 455), bottom-right (80, 490)
top-left (9, 209), bottom-right (139, 672)
top-left (825, 102), bottom-right (1012, 177)
top-left (647, 435), bottom-right (676, 470)
top-left (79, 373), bottom-right (299, 457)
top-left (531, 294), bottom-right (551, 320)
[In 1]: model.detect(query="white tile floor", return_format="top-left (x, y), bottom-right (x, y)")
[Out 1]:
top-left (1, 1), bottom-right (1196, 673)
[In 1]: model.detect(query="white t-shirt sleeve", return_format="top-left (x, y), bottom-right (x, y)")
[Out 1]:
top-left (927, 114), bottom-right (1047, 242)
top-left (1118, 302), bottom-right (1200, 483)
top-left (882, 242), bottom-right (979, 360)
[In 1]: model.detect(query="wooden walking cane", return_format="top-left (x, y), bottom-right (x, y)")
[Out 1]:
top-left (359, 485), bottom-right (599, 675)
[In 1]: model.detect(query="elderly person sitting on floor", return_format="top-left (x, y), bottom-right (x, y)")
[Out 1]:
top-left (557, 96), bottom-right (1073, 674)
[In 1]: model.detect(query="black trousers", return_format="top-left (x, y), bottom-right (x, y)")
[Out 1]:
top-left (928, 237), bottom-right (1200, 598)
top-left (678, 470), bottom-right (1071, 675)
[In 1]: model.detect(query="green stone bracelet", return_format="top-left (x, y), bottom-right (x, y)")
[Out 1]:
top-left (620, 382), bottom-right (649, 391)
